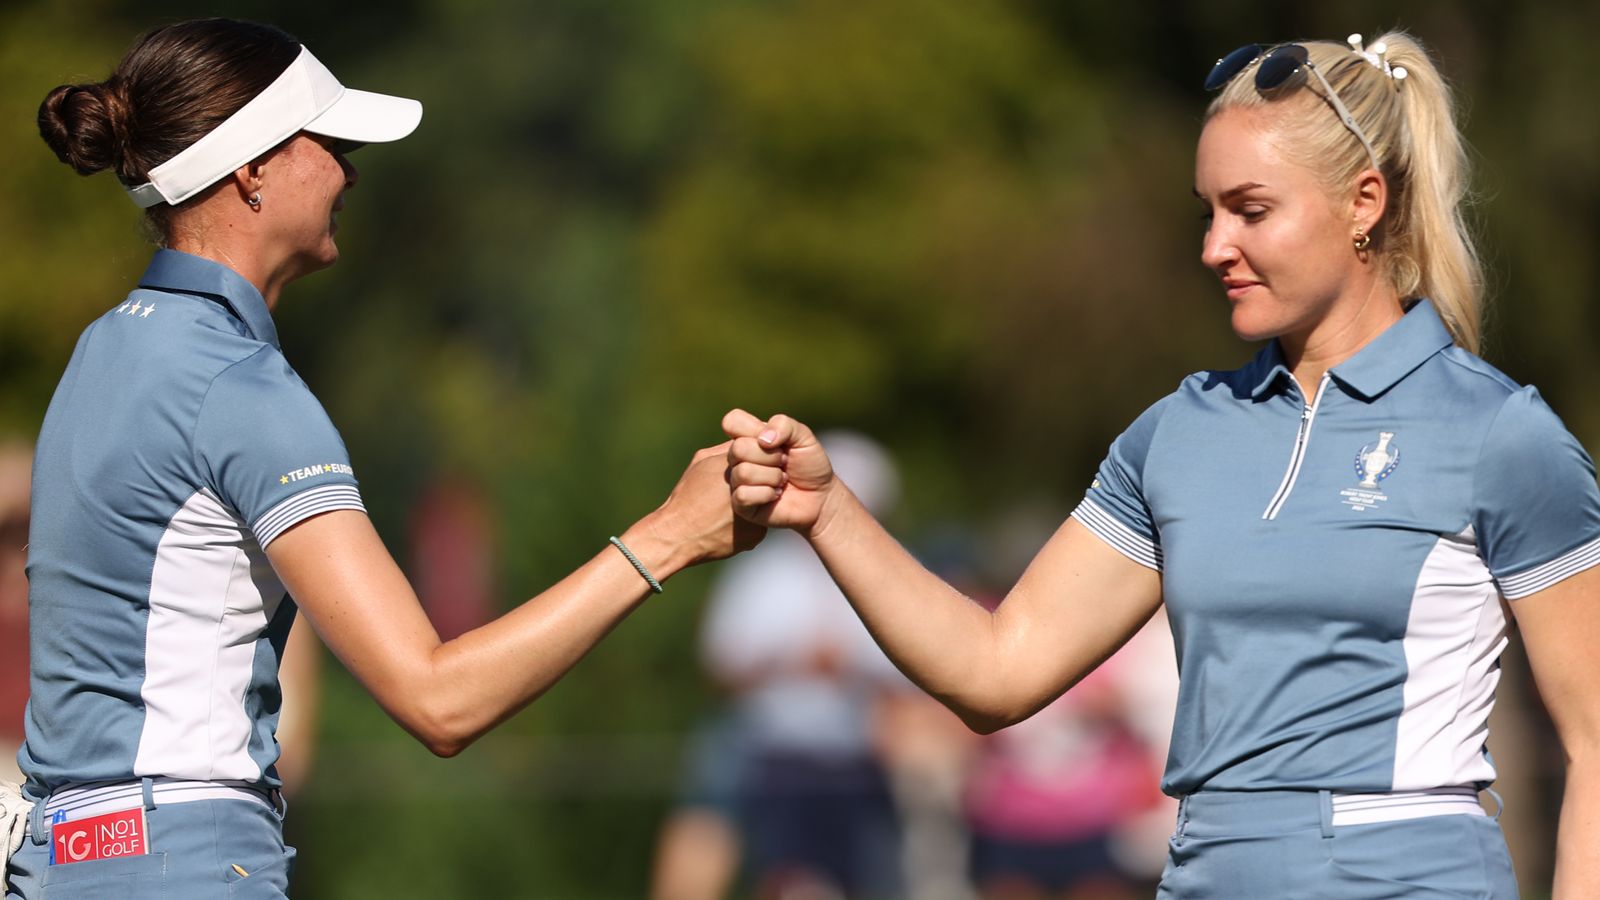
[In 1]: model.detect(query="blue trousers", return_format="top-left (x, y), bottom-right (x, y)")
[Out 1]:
top-left (1156, 790), bottom-right (1518, 899)
top-left (6, 785), bottom-right (293, 899)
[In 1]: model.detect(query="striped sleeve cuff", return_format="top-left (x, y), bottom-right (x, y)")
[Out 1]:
top-left (1069, 497), bottom-right (1162, 571)
top-left (1497, 534), bottom-right (1600, 599)
top-left (252, 484), bottom-right (366, 547)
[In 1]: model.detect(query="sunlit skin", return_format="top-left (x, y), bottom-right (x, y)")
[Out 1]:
top-left (1194, 105), bottom-right (1401, 396)
top-left (259, 133), bottom-right (357, 291)
top-left (166, 132), bottom-right (356, 309)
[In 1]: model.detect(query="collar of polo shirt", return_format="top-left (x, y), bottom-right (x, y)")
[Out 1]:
top-left (125, 46), bottom-right (422, 209)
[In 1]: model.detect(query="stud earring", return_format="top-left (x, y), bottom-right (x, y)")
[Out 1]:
top-left (247, 193), bottom-right (262, 210)
top-left (1353, 230), bottom-right (1371, 251)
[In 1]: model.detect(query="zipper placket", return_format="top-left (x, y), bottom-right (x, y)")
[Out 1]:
top-left (1261, 373), bottom-right (1331, 520)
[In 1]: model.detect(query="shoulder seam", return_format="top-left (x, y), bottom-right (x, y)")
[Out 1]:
top-left (1436, 350), bottom-right (1521, 394)
top-left (188, 344), bottom-right (280, 493)
top-left (1467, 390), bottom-right (1522, 558)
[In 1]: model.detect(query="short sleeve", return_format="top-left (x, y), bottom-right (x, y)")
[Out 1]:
top-left (1069, 395), bottom-right (1172, 571)
top-left (1473, 387), bottom-right (1600, 599)
top-left (193, 347), bottom-right (365, 548)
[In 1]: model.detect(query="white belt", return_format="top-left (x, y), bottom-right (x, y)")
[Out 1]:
top-left (1330, 786), bottom-right (1486, 826)
top-left (42, 778), bottom-right (278, 825)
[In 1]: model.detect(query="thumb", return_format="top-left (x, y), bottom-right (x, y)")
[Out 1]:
top-left (757, 413), bottom-right (818, 453)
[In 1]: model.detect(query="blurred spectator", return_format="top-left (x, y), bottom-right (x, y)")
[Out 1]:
top-left (653, 446), bottom-right (1180, 900)
top-left (409, 478), bottom-right (498, 641)
top-left (960, 613), bottom-right (1174, 900)
top-left (650, 711), bottom-right (749, 900)
top-left (875, 678), bottom-right (982, 900)
top-left (274, 619), bottom-right (323, 798)
top-left (0, 440), bottom-right (32, 786)
top-left (657, 431), bottom-right (911, 900)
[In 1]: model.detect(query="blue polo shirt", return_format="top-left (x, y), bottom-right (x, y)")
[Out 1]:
top-left (1073, 299), bottom-right (1600, 796)
top-left (21, 249), bottom-right (365, 796)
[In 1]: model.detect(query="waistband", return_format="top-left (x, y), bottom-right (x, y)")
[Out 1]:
top-left (1176, 787), bottom-right (1489, 838)
top-left (44, 778), bottom-right (279, 822)
top-left (1330, 786), bottom-right (1486, 826)
top-left (24, 777), bottom-right (282, 844)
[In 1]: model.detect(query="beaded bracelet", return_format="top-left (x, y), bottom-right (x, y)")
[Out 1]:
top-left (608, 536), bottom-right (664, 594)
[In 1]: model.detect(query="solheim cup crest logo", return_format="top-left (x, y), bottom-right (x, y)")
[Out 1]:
top-left (1355, 431), bottom-right (1400, 488)
top-left (1342, 431), bottom-right (1399, 512)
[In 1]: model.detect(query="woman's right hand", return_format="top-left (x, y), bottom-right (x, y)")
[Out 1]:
top-left (722, 408), bottom-right (842, 536)
top-left (625, 442), bottom-right (765, 572)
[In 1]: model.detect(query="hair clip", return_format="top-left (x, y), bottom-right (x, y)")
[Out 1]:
top-left (1347, 33), bottom-right (1408, 82)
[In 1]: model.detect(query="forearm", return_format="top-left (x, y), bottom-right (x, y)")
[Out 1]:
top-left (1552, 754), bottom-right (1600, 900)
top-left (415, 530), bottom-right (673, 754)
top-left (805, 487), bottom-right (1009, 729)
top-left (722, 412), bottom-right (1161, 732)
top-left (278, 505), bottom-right (720, 758)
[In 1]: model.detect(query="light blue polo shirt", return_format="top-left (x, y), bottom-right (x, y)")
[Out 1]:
top-left (1073, 299), bottom-right (1600, 797)
top-left (21, 249), bottom-right (365, 796)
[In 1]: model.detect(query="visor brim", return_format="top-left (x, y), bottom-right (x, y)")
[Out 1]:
top-left (305, 88), bottom-right (422, 144)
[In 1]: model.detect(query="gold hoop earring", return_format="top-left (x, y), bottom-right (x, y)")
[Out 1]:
top-left (247, 193), bottom-right (262, 210)
top-left (1353, 230), bottom-right (1371, 251)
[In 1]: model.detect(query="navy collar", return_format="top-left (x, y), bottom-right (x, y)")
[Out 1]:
top-left (136, 249), bottom-right (280, 350)
top-left (1247, 300), bottom-right (1454, 401)
top-left (1246, 340), bottom-right (1293, 399)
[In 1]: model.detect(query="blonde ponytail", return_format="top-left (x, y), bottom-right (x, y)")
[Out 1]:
top-left (1376, 32), bottom-right (1483, 354)
top-left (1206, 32), bottom-right (1484, 353)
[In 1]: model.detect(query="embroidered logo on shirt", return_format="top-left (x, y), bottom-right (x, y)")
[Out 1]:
top-left (279, 463), bottom-right (354, 485)
top-left (114, 301), bottom-right (156, 318)
top-left (1341, 431), bottom-right (1399, 511)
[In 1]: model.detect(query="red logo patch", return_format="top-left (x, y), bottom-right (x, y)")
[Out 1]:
top-left (51, 807), bottom-right (149, 865)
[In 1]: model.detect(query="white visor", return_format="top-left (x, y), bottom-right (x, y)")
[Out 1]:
top-left (126, 45), bottom-right (422, 208)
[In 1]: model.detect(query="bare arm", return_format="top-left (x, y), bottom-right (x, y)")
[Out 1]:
top-left (267, 444), bottom-right (761, 757)
top-left (723, 410), bottom-right (1162, 733)
top-left (1510, 565), bottom-right (1600, 899)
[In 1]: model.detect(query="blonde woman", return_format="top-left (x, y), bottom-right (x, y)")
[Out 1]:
top-left (725, 33), bottom-right (1600, 899)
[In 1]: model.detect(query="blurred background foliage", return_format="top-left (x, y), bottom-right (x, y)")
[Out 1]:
top-left (2, 0), bottom-right (1596, 896)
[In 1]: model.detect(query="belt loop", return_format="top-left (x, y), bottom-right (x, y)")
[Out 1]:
top-left (140, 776), bottom-right (156, 811)
top-left (1318, 789), bottom-right (1334, 838)
top-left (1484, 787), bottom-right (1504, 822)
top-left (1175, 794), bottom-right (1191, 843)
top-left (28, 794), bottom-right (48, 846)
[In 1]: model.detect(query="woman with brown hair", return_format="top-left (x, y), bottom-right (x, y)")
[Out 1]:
top-left (2, 18), bottom-right (756, 898)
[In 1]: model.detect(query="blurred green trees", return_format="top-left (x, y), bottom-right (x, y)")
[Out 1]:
top-left (3, 0), bottom-right (1596, 896)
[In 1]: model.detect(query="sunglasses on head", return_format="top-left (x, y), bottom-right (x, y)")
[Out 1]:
top-left (1204, 43), bottom-right (1380, 172)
